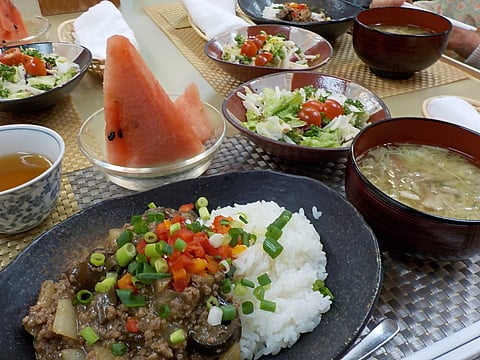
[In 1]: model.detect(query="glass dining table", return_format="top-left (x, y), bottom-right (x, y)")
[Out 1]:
top-left (3, 0), bottom-right (480, 359)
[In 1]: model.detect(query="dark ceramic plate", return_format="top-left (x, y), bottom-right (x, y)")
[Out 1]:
top-left (238, 0), bottom-right (365, 43)
top-left (0, 42), bottom-right (92, 112)
top-left (0, 170), bottom-right (382, 360)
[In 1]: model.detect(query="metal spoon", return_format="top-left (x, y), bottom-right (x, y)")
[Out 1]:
top-left (340, 319), bottom-right (399, 360)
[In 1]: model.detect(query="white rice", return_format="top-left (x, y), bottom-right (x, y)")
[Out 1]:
top-left (207, 200), bottom-right (331, 359)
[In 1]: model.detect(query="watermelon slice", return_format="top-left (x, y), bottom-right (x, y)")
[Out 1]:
top-left (0, 0), bottom-right (28, 44)
top-left (175, 83), bottom-right (215, 142)
top-left (103, 35), bottom-right (205, 167)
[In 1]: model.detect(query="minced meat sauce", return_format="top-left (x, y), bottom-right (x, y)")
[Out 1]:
top-left (22, 206), bottom-right (241, 360)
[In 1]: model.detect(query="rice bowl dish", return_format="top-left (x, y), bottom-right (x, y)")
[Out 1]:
top-left (205, 200), bottom-right (331, 359)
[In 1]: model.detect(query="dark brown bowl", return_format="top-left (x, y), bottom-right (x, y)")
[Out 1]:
top-left (204, 24), bottom-right (333, 82)
top-left (345, 117), bottom-right (480, 260)
top-left (352, 7), bottom-right (452, 79)
top-left (222, 71), bottom-right (390, 162)
top-left (238, 0), bottom-right (365, 44)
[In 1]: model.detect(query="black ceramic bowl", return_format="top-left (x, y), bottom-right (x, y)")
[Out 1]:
top-left (345, 117), bottom-right (480, 260)
top-left (238, 0), bottom-right (365, 44)
top-left (352, 7), bottom-right (452, 79)
top-left (0, 42), bottom-right (92, 112)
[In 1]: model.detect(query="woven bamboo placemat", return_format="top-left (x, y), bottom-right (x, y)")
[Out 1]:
top-left (0, 97), bottom-right (93, 268)
top-left (143, 3), bottom-right (468, 99)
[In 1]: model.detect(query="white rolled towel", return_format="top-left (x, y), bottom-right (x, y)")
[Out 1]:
top-left (181, 0), bottom-right (250, 39)
top-left (73, 1), bottom-right (138, 59)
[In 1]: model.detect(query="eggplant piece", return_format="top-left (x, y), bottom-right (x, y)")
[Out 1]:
top-left (189, 317), bottom-right (242, 356)
top-left (64, 250), bottom-right (114, 291)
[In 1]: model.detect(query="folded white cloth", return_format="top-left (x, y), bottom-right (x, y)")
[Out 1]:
top-left (424, 95), bottom-right (480, 133)
top-left (181, 0), bottom-right (250, 39)
top-left (73, 1), bottom-right (138, 59)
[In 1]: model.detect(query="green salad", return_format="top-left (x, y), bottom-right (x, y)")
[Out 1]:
top-left (0, 46), bottom-right (80, 100)
top-left (238, 85), bottom-right (370, 148)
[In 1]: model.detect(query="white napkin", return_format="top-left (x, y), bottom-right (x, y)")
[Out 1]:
top-left (424, 95), bottom-right (480, 133)
top-left (73, 1), bottom-right (138, 59)
top-left (181, 0), bottom-right (250, 39)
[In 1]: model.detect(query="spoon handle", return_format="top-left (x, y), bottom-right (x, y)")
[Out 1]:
top-left (340, 319), bottom-right (399, 360)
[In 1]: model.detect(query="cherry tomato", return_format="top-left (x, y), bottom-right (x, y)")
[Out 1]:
top-left (22, 55), bottom-right (47, 76)
top-left (254, 52), bottom-right (273, 66)
top-left (0, 47), bottom-right (24, 66)
top-left (298, 106), bottom-right (322, 126)
top-left (252, 33), bottom-right (268, 50)
top-left (240, 40), bottom-right (258, 57)
top-left (324, 99), bottom-right (344, 120)
top-left (302, 100), bottom-right (327, 113)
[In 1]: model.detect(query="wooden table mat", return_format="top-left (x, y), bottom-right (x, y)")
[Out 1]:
top-left (0, 97), bottom-right (89, 267)
top-left (143, 3), bottom-right (469, 99)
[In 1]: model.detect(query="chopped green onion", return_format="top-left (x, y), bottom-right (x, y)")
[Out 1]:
top-left (263, 237), bottom-right (283, 259)
top-left (265, 224), bottom-right (282, 241)
top-left (132, 218), bottom-right (148, 235)
top-left (116, 229), bottom-right (133, 247)
top-left (145, 243), bottom-right (161, 258)
top-left (240, 278), bottom-right (255, 288)
top-left (116, 289), bottom-right (146, 307)
top-left (234, 282), bottom-right (247, 296)
top-left (242, 301), bottom-right (254, 315)
top-left (199, 206), bottom-right (210, 220)
top-left (253, 285), bottom-right (265, 300)
top-left (271, 210), bottom-right (292, 229)
top-left (147, 212), bottom-right (165, 223)
top-left (147, 202), bottom-right (157, 209)
top-left (257, 273), bottom-right (272, 286)
top-left (169, 222), bottom-right (181, 234)
top-left (79, 326), bottom-right (100, 345)
top-left (157, 304), bottom-right (171, 319)
top-left (260, 299), bottom-right (276, 312)
top-left (170, 328), bottom-right (186, 344)
top-left (95, 272), bottom-right (118, 293)
top-left (135, 272), bottom-right (171, 284)
top-left (313, 279), bottom-right (334, 300)
top-left (221, 278), bottom-right (232, 294)
top-left (115, 243), bottom-right (137, 267)
top-left (195, 196), bottom-right (209, 209)
top-left (221, 304), bottom-right (237, 321)
top-left (110, 341), bottom-right (128, 356)
top-left (237, 212), bottom-right (248, 224)
top-left (206, 296), bottom-right (219, 309)
top-left (174, 238), bottom-right (187, 252)
top-left (144, 231), bottom-right (158, 243)
top-left (89, 252), bottom-right (105, 267)
top-left (74, 289), bottom-right (93, 305)
top-left (151, 257), bottom-right (169, 273)
top-left (219, 259), bottom-right (231, 274)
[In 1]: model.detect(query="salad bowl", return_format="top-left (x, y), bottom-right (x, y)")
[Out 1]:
top-left (222, 71), bottom-right (391, 162)
top-left (0, 42), bottom-right (92, 112)
top-left (204, 24), bottom-right (333, 82)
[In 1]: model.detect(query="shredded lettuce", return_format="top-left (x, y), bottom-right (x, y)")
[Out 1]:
top-left (238, 86), bottom-right (369, 148)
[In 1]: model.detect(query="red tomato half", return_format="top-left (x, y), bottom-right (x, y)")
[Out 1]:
top-left (324, 99), bottom-right (344, 120)
top-left (252, 33), bottom-right (267, 49)
top-left (302, 100), bottom-right (327, 113)
top-left (0, 48), bottom-right (23, 66)
top-left (298, 106), bottom-right (322, 126)
top-left (240, 40), bottom-right (258, 57)
top-left (254, 52), bottom-right (273, 66)
top-left (22, 55), bottom-right (47, 76)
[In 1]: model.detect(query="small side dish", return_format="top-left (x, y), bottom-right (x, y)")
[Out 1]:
top-left (238, 85), bottom-right (369, 148)
top-left (262, 2), bottom-right (330, 23)
top-left (0, 46), bottom-right (80, 100)
top-left (221, 30), bottom-right (319, 68)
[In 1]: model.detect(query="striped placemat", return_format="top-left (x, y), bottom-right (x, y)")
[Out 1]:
top-left (143, 2), bottom-right (469, 99)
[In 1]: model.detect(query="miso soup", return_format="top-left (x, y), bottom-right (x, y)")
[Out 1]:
top-left (370, 24), bottom-right (434, 35)
top-left (357, 143), bottom-right (480, 220)
top-left (0, 152), bottom-right (52, 191)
